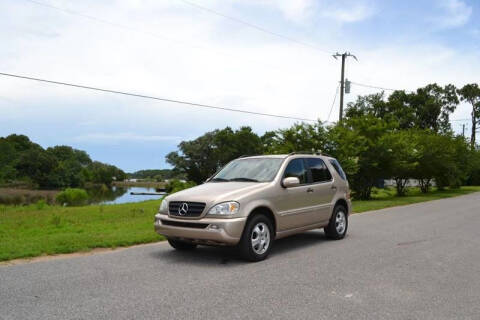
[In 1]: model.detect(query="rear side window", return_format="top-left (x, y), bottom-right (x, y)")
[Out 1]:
top-left (283, 159), bottom-right (307, 184)
top-left (306, 158), bottom-right (332, 183)
top-left (329, 159), bottom-right (347, 180)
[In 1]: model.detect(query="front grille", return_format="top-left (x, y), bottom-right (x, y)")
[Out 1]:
top-left (161, 220), bottom-right (208, 229)
top-left (169, 201), bottom-right (206, 217)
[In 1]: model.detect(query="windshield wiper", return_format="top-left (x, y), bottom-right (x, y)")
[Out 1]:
top-left (229, 177), bottom-right (259, 182)
top-left (210, 177), bottom-right (229, 182)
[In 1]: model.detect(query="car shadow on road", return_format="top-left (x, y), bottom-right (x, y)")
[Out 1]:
top-left (150, 230), bottom-right (330, 266)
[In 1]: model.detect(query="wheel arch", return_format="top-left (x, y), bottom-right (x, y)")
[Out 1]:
top-left (247, 206), bottom-right (277, 235)
top-left (334, 198), bottom-right (349, 215)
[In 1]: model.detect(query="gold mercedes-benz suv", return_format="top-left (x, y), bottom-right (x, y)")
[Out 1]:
top-left (154, 153), bottom-right (351, 261)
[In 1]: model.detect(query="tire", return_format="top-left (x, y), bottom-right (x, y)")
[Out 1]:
top-left (238, 214), bottom-right (274, 262)
top-left (324, 205), bottom-right (348, 240)
top-left (167, 238), bottom-right (197, 250)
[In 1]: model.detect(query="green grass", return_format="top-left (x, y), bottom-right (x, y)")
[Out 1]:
top-left (352, 186), bottom-right (480, 213)
top-left (1, 186), bottom-right (479, 262)
top-left (0, 200), bottom-right (164, 262)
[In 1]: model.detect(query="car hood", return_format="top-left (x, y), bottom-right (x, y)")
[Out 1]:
top-left (166, 181), bottom-right (270, 204)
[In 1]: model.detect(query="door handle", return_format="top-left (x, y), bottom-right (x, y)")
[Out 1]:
top-left (331, 186), bottom-right (337, 190)
top-left (307, 188), bottom-right (314, 193)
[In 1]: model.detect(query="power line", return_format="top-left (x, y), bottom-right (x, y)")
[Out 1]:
top-left (350, 81), bottom-right (412, 93)
top-left (178, 0), bottom-right (332, 55)
top-left (326, 84), bottom-right (340, 122)
top-left (0, 72), bottom-right (317, 122)
top-left (450, 118), bottom-right (471, 122)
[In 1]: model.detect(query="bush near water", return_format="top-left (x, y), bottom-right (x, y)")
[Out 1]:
top-left (55, 188), bottom-right (89, 206)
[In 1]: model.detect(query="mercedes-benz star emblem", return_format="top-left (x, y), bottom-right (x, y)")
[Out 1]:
top-left (178, 203), bottom-right (189, 216)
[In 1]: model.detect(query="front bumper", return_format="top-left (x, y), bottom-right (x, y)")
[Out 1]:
top-left (154, 214), bottom-right (247, 245)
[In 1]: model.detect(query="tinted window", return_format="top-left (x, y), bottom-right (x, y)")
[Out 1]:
top-left (306, 158), bottom-right (332, 182)
top-left (283, 159), bottom-right (307, 184)
top-left (329, 159), bottom-right (346, 180)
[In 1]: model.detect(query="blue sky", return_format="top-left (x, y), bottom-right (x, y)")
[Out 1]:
top-left (0, 0), bottom-right (479, 172)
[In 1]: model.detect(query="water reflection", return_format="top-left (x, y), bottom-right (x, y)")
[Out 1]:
top-left (87, 186), bottom-right (165, 205)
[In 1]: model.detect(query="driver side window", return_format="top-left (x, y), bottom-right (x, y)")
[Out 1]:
top-left (283, 158), bottom-right (307, 184)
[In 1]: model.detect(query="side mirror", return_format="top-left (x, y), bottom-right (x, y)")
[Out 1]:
top-left (282, 177), bottom-right (300, 188)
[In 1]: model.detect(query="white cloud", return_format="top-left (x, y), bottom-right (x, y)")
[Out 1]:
top-left (247, 0), bottom-right (374, 24)
top-left (322, 3), bottom-right (376, 23)
top-left (436, 0), bottom-right (472, 28)
top-left (269, 0), bottom-right (315, 22)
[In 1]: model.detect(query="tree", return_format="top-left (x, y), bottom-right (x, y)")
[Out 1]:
top-left (15, 149), bottom-right (58, 188)
top-left (5, 134), bottom-right (42, 153)
top-left (167, 127), bottom-right (263, 183)
top-left (344, 92), bottom-right (388, 119)
top-left (264, 121), bottom-right (328, 154)
top-left (0, 134), bottom-right (126, 188)
top-left (328, 115), bottom-right (393, 199)
top-left (458, 83), bottom-right (480, 149)
top-left (87, 161), bottom-right (126, 186)
top-left (46, 146), bottom-right (93, 187)
top-left (345, 84), bottom-right (459, 133)
top-left (410, 84), bottom-right (458, 134)
top-left (380, 130), bottom-right (419, 196)
top-left (466, 150), bottom-right (480, 185)
top-left (0, 138), bottom-right (18, 182)
top-left (411, 132), bottom-right (467, 192)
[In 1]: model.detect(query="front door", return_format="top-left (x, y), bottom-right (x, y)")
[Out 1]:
top-left (275, 158), bottom-right (320, 230)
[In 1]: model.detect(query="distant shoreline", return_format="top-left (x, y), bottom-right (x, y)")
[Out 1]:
top-left (113, 181), bottom-right (166, 188)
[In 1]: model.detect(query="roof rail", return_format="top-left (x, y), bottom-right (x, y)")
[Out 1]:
top-left (238, 154), bottom-right (263, 158)
top-left (288, 151), bottom-right (321, 155)
top-left (288, 151), bottom-right (333, 157)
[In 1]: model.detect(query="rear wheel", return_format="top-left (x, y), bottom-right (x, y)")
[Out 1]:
top-left (167, 238), bottom-right (197, 250)
top-left (239, 214), bottom-right (273, 262)
top-left (324, 205), bottom-right (348, 240)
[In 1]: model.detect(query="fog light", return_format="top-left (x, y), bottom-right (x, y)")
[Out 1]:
top-left (208, 224), bottom-right (220, 230)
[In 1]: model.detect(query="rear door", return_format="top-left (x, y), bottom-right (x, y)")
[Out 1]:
top-left (305, 158), bottom-right (336, 223)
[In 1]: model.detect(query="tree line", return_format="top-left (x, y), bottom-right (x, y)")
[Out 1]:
top-left (127, 169), bottom-right (185, 181)
top-left (0, 134), bottom-right (126, 189)
top-left (167, 83), bottom-right (480, 199)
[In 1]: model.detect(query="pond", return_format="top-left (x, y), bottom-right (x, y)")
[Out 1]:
top-left (87, 186), bottom-right (166, 205)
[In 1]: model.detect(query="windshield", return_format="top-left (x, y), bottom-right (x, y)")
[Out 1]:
top-left (211, 158), bottom-right (284, 182)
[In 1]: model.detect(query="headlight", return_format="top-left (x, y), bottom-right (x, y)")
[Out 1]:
top-left (159, 199), bottom-right (168, 213)
top-left (208, 201), bottom-right (240, 216)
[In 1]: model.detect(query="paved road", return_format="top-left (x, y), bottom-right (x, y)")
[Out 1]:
top-left (1, 193), bottom-right (480, 320)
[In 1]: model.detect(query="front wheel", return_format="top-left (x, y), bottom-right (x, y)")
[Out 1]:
top-left (324, 205), bottom-right (348, 240)
top-left (167, 238), bottom-right (197, 250)
top-left (238, 215), bottom-right (274, 262)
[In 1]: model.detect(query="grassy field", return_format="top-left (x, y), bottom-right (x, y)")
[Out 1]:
top-left (0, 200), bottom-right (164, 262)
top-left (353, 186), bottom-right (480, 213)
top-left (1, 186), bottom-right (479, 262)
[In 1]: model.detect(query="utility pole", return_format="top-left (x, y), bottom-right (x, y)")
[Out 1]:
top-left (333, 52), bottom-right (357, 121)
top-left (462, 124), bottom-right (465, 137)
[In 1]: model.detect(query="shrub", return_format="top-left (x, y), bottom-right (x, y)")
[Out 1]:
top-left (35, 199), bottom-right (47, 210)
top-left (56, 188), bottom-right (88, 206)
top-left (165, 179), bottom-right (196, 194)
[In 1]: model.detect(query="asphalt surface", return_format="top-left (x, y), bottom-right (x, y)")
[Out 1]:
top-left (1, 193), bottom-right (480, 320)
